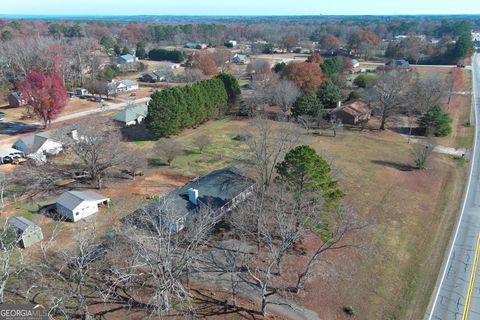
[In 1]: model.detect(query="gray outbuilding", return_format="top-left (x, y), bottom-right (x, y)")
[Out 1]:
top-left (8, 216), bottom-right (43, 248)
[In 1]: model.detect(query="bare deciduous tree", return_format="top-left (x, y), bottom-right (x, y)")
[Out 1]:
top-left (179, 68), bottom-right (204, 83)
top-left (155, 139), bottom-right (183, 166)
top-left (192, 134), bottom-right (211, 153)
top-left (246, 117), bottom-right (301, 190)
top-left (57, 118), bottom-right (131, 188)
top-left (412, 143), bottom-right (434, 169)
top-left (271, 80), bottom-right (301, 113)
top-left (0, 220), bottom-right (23, 303)
top-left (369, 70), bottom-right (414, 130)
top-left (406, 75), bottom-right (446, 141)
top-left (113, 200), bottom-right (219, 316)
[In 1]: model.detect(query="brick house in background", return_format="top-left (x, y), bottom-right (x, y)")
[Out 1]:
top-left (8, 91), bottom-right (27, 108)
top-left (331, 100), bottom-right (372, 126)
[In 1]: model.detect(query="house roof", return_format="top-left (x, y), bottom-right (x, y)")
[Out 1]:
top-left (351, 59), bottom-right (360, 65)
top-left (113, 105), bottom-right (148, 123)
top-left (333, 100), bottom-right (372, 117)
top-left (387, 59), bottom-right (410, 68)
top-left (56, 191), bottom-right (109, 211)
top-left (15, 131), bottom-right (59, 154)
top-left (129, 168), bottom-right (255, 226)
top-left (8, 216), bottom-right (38, 233)
top-left (10, 91), bottom-right (24, 101)
top-left (118, 54), bottom-right (135, 62)
top-left (143, 72), bottom-right (158, 79)
top-left (234, 54), bottom-right (247, 60)
top-left (119, 79), bottom-right (138, 87)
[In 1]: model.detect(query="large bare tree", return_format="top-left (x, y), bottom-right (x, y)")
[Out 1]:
top-left (369, 70), bottom-right (414, 130)
top-left (57, 118), bottom-right (131, 188)
top-left (246, 117), bottom-right (301, 190)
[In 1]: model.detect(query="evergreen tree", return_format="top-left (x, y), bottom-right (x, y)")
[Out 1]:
top-left (276, 145), bottom-right (344, 209)
top-left (135, 42), bottom-right (147, 59)
top-left (292, 91), bottom-right (323, 117)
top-left (215, 72), bottom-right (241, 105)
top-left (121, 46), bottom-right (130, 55)
top-left (317, 80), bottom-right (341, 108)
top-left (418, 105), bottom-right (452, 137)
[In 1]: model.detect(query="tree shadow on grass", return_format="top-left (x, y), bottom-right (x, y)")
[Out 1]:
top-left (371, 160), bottom-right (416, 172)
top-left (120, 123), bottom-right (156, 142)
top-left (190, 287), bottom-right (262, 319)
top-left (148, 157), bottom-right (168, 167)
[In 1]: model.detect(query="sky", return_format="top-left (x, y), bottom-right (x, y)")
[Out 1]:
top-left (1, 0), bottom-right (480, 16)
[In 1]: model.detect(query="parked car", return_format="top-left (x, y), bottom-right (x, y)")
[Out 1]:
top-left (457, 64), bottom-right (466, 68)
top-left (95, 98), bottom-right (104, 103)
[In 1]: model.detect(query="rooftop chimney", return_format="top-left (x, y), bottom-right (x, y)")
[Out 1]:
top-left (69, 129), bottom-right (79, 141)
top-left (188, 188), bottom-right (198, 205)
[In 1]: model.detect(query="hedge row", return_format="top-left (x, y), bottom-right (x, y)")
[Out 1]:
top-left (148, 48), bottom-right (186, 63)
top-left (147, 78), bottom-right (228, 137)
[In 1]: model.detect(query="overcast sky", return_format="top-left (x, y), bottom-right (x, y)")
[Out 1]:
top-left (1, 0), bottom-right (480, 16)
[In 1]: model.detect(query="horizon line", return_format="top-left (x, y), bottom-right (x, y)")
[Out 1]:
top-left (1, 13), bottom-right (480, 18)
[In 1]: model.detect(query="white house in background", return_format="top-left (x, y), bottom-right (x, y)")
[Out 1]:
top-left (351, 59), bottom-right (360, 68)
top-left (56, 191), bottom-right (110, 222)
top-left (108, 80), bottom-right (139, 95)
top-left (472, 32), bottom-right (480, 43)
top-left (232, 54), bottom-right (247, 64)
top-left (116, 54), bottom-right (138, 65)
top-left (75, 88), bottom-right (88, 96)
top-left (113, 105), bottom-right (148, 126)
top-left (13, 131), bottom-right (62, 163)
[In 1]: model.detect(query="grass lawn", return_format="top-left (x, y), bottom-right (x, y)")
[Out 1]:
top-left (129, 114), bottom-right (471, 319)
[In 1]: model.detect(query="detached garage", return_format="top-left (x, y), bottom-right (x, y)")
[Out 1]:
top-left (56, 191), bottom-right (110, 222)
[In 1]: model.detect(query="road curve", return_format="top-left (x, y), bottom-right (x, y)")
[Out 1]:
top-left (427, 53), bottom-right (480, 320)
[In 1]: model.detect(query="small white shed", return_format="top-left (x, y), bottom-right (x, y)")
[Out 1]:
top-left (56, 191), bottom-right (110, 222)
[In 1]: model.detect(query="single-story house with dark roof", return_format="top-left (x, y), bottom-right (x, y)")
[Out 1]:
top-left (8, 216), bottom-right (43, 248)
top-left (385, 59), bottom-right (411, 71)
top-left (8, 91), bottom-right (27, 108)
top-left (124, 167), bottom-right (256, 232)
top-left (113, 105), bottom-right (148, 126)
top-left (141, 71), bottom-right (167, 83)
top-left (331, 100), bottom-right (372, 125)
top-left (56, 191), bottom-right (110, 222)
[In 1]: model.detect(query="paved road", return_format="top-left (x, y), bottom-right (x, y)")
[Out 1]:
top-left (427, 53), bottom-right (480, 320)
top-left (0, 97), bottom-right (151, 147)
top-left (360, 61), bottom-right (459, 68)
top-left (50, 96), bottom-right (151, 124)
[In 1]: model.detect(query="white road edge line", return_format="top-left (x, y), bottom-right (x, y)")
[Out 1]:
top-left (427, 53), bottom-right (478, 320)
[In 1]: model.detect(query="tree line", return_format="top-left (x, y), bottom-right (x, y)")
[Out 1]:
top-left (148, 48), bottom-right (186, 63)
top-left (147, 76), bottom-right (236, 137)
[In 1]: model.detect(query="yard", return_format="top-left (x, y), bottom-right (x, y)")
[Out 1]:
top-left (127, 113), bottom-right (470, 319)
top-left (0, 66), bottom-right (472, 319)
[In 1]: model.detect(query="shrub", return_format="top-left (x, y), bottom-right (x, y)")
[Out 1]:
top-left (343, 306), bottom-right (355, 316)
top-left (353, 74), bottom-right (375, 88)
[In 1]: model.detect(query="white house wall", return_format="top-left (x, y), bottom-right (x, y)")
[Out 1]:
top-left (38, 140), bottom-right (63, 155)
